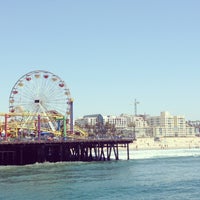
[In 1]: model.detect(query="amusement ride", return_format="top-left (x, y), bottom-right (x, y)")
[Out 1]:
top-left (0, 70), bottom-right (87, 141)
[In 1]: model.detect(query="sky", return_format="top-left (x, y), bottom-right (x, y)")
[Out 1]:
top-left (0, 0), bottom-right (200, 120)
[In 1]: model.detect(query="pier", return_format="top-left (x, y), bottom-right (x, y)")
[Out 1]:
top-left (0, 70), bottom-right (134, 166)
top-left (0, 139), bottom-right (133, 165)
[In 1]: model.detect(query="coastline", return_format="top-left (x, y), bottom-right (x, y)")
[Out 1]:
top-left (129, 137), bottom-right (200, 150)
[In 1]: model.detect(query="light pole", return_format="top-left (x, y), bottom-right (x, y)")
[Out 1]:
top-left (133, 121), bottom-right (136, 140)
top-left (134, 99), bottom-right (139, 116)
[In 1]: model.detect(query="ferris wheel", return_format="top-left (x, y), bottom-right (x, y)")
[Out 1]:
top-left (8, 70), bottom-right (72, 132)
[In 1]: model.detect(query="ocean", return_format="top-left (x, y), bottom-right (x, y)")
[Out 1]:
top-left (1, 148), bottom-right (200, 200)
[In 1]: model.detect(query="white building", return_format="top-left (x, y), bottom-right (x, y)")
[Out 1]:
top-left (147, 111), bottom-right (195, 137)
top-left (75, 114), bottom-right (104, 127)
top-left (103, 115), bottom-right (128, 129)
top-left (103, 114), bottom-right (149, 137)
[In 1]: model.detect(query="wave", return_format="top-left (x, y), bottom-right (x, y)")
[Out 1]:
top-left (117, 148), bottom-right (200, 160)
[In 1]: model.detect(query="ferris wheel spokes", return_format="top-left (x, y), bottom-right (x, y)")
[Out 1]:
top-left (38, 103), bottom-right (56, 132)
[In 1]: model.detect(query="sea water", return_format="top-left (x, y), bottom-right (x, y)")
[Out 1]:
top-left (1, 148), bottom-right (200, 200)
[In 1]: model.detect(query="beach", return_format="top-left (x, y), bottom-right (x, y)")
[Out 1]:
top-left (130, 136), bottom-right (200, 150)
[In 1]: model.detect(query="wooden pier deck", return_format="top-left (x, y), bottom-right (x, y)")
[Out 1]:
top-left (0, 139), bottom-right (133, 165)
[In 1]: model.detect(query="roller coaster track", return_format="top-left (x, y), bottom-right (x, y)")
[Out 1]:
top-left (0, 113), bottom-right (89, 139)
top-left (74, 125), bottom-right (89, 138)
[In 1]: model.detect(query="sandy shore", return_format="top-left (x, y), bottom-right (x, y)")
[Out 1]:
top-left (129, 137), bottom-right (200, 150)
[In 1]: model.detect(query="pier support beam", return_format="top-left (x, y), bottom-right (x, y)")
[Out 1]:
top-left (0, 139), bottom-right (133, 165)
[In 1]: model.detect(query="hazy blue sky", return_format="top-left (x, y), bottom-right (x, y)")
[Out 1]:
top-left (1, 0), bottom-right (200, 120)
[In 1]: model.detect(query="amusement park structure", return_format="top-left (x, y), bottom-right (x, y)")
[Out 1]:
top-left (0, 70), bottom-right (87, 141)
top-left (0, 70), bottom-right (133, 165)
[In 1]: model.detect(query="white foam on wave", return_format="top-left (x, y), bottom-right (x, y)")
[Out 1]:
top-left (117, 148), bottom-right (200, 160)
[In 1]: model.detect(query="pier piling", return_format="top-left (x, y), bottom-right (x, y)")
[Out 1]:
top-left (0, 139), bottom-right (133, 165)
